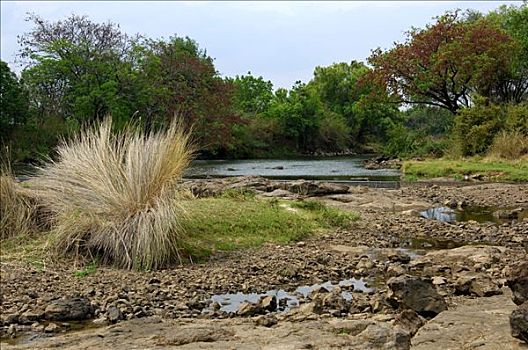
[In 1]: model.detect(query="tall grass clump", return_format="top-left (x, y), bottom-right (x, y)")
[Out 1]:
top-left (33, 118), bottom-right (195, 269)
top-left (0, 159), bottom-right (35, 240)
top-left (488, 130), bottom-right (528, 160)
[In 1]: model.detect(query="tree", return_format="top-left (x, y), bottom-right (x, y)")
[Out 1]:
top-left (136, 36), bottom-right (242, 156)
top-left (19, 14), bottom-right (138, 124)
top-left (368, 11), bottom-right (514, 114)
top-left (0, 61), bottom-right (29, 140)
top-left (484, 4), bottom-right (528, 103)
top-left (229, 73), bottom-right (274, 115)
top-left (310, 61), bottom-right (398, 144)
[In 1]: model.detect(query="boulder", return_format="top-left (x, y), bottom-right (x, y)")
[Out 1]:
top-left (454, 273), bottom-right (502, 297)
top-left (44, 297), bottom-right (94, 321)
top-left (387, 275), bottom-right (447, 318)
top-left (507, 262), bottom-right (528, 305)
top-left (107, 306), bottom-right (124, 323)
top-left (285, 180), bottom-right (349, 196)
top-left (510, 302), bottom-right (528, 343)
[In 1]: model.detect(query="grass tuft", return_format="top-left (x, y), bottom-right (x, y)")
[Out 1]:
top-left (488, 130), bottom-right (528, 160)
top-left (33, 117), bottom-right (195, 270)
top-left (0, 154), bottom-right (37, 240)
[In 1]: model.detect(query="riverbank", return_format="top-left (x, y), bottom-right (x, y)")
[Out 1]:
top-left (403, 157), bottom-right (528, 182)
top-left (1, 178), bottom-right (527, 349)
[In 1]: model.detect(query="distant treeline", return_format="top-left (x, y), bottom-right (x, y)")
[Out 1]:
top-left (1, 4), bottom-right (527, 162)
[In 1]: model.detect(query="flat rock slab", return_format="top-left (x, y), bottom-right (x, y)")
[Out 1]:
top-left (411, 289), bottom-right (527, 350)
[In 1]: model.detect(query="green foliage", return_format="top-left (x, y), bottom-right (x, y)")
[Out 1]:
top-left (454, 99), bottom-right (528, 156)
top-left (369, 11), bottom-right (515, 114)
top-left (74, 260), bottom-right (97, 278)
top-left (230, 73), bottom-right (274, 115)
top-left (0, 61), bottom-right (29, 140)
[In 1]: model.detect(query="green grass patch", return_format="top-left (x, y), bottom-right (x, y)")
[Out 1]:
top-left (403, 158), bottom-right (528, 182)
top-left (181, 197), bottom-right (359, 260)
top-left (74, 260), bottom-right (97, 278)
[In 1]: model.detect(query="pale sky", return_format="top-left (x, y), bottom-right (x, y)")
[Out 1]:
top-left (0, 1), bottom-right (520, 89)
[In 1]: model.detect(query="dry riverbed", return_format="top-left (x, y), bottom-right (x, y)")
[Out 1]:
top-left (1, 177), bottom-right (527, 349)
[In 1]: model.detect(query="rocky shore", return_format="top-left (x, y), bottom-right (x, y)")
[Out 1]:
top-left (1, 177), bottom-right (527, 349)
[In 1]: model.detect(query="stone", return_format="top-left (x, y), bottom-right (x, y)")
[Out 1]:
top-left (7, 324), bottom-right (16, 338)
top-left (44, 322), bottom-right (60, 333)
top-left (236, 302), bottom-right (260, 317)
top-left (258, 295), bottom-right (277, 312)
top-left (510, 302), bottom-right (528, 343)
top-left (387, 275), bottom-right (447, 318)
top-left (507, 262), bottom-right (528, 305)
top-left (394, 309), bottom-right (425, 336)
top-left (107, 306), bottom-right (123, 323)
top-left (19, 310), bottom-right (44, 324)
top-left (45, 297), bottom-right (94, 321)
top-left (455, 273), bottom-right (502, 297)
top-left (254, 314), bottom-right (278, 327)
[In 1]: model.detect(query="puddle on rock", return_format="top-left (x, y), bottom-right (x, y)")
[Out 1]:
top-left (400, 237), bottom-right (465, 250)
top-left (208, 278), bottom-right (373, 314)
top-left (420, 206), bottom-right (528, 225)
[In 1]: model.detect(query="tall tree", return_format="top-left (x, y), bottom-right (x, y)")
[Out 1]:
top-left (0, 61), bottom-right (29, 140)
top-left (19, 14), bottom-right (137, 123)
top-left (368, 11), bottom-right (514, 114)
top-left (229, 73), bottom-right (274, 116)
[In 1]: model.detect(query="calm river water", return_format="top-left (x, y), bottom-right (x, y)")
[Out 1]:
top-left (185, 157), bottom-right (400, 181)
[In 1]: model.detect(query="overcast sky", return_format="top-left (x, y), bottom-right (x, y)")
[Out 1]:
top-left (1, 1), bottom-right (520, 89)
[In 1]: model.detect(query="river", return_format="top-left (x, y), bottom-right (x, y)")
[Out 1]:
top-left (185, 156), bottom-right (400, 182)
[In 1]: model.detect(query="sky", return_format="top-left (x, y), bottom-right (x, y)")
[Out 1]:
top-left (0, 1), bottom-right (520, 89)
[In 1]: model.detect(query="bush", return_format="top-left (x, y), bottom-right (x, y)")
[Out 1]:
top-left (488, 130), bottom-right (528, 159)
top-left (34, 118), bottom-right (195, 269)
top-left (0, 158), bottom-right (36, 239)
top-left (453, 101), bottom-right (528, 157)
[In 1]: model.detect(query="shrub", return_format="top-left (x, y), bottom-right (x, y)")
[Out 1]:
top-left (488, 130), bottom-right (528, 159)
top-left (33, 118), bottom-right (195, 269)
top-left (0, 158), bottom-right (36, 239)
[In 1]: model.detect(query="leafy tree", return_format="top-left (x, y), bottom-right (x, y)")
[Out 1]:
top-left (136, 36), bottom-right (242, 156)
top-left (19, 14), bottom-right (138, 124)
top-left (0, 61), bottom-right (28, 140)
top-left (310, 61), bottom-right (397, 145)
top-left (230, 73), bottom-right (274, 115)
top-left (484, 4), bottom-right (528, 103)
top-left (368, 11), bottom-right (514, 114)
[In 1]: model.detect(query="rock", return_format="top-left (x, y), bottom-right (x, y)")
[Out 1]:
top-left (454, 273), bottom-right (502, 297)
top-left (254, 314), bottom-right (278, 327)
top-left (259, 295), bottom-right (277, 312)
top-left (507, 262), bottom-right (528, 305)
top-left (286, 180), bottom-right (349, 196)
top-left (387, 251), bottom-right (411, 264)
top-left (7, 324), bottom-right (16, 338)
top-left (236, 302), bottom-right (260, 317)
top-left (394, 309), bottom-right (425, 336)
top-left (19, 310), bottom-right (44, 324)
top-left (45, 297), bottom-right (94, 321)
top-left (387, 275), bottom-right (447, 318)
top-left (260, 189), bottom-right (292, 198)
top-left (44, 322), bottom-right (60, 333)
top-left (510, 302), bottom-right (528, 343)
top-left (431, 276), bottom-right (446, 285)
top-left (412, 290), bottom-right (519, 349)
top-left (107, 306), bottom-right (123, 323)
top-left (92, 316), bottom-right (109, 325)
top-left (494, 208), bottom-right (523, 220)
